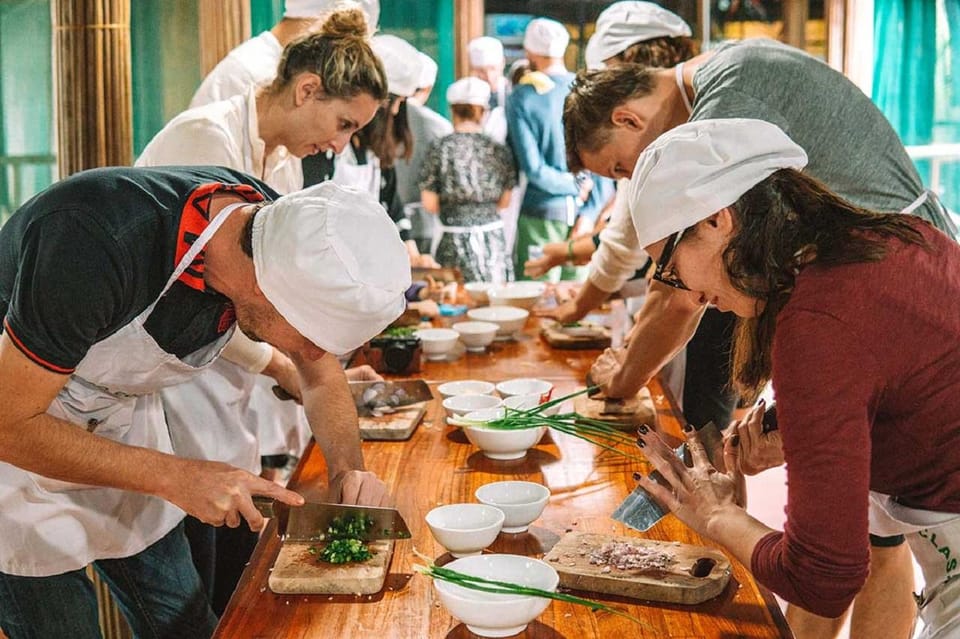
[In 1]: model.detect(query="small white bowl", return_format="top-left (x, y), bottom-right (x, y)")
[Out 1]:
top-left (467, 306), bottom-right (529, 340)
top-left (416, 328), bottom-right (460, 361)
top-left (452, 321), bottom-right (499, 353)
top-left (488, 282), bottom-right (546, 310)
top-left (437, 380), bottom-right (497, 400)
top-left (425, 504), bottom-right (505, 558)
top-left (462, 408), bottom-right (545, 460)
top-left (496, 378), bottom-right (554, 401)
top-left (442, 394), bottom-right (502, 425)
top-left (464, 282), bottom-right (494, 305)
top-left (475, 481), bottom-right (551, 533)
top-left (501, 393), bottom-right (561, 417)
top-left (434, 554), bottom-right (559, 637)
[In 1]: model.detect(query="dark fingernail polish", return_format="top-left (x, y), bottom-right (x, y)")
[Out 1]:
top-left (638, 424), bottom-right (649, 435)
top-left (684, 423), bottom-right (694, 433)
top-left (636, 437), bottom-right (646, 448)
top-left (632, 472), bottom-right (643, 481)
top-left (759, 398), bottom-right (766, 406)
top-left (731, 434), bottom-right (740, 447)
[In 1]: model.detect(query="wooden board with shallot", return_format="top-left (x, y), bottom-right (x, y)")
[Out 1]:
top-left (543, 532), bottom-right (731, 605)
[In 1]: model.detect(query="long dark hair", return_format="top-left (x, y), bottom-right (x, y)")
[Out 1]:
top-left (355, 97), bottom-right (413, 168)
top-left (726, 169), bottom-right (930, 400)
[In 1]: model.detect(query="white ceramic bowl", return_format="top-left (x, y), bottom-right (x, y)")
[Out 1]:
top-left (464, 282), bottom-right (494, 305)
top-left (437, 380), bottom-right (497, 401)
top-left (496, 378), bottom-right (554, 401)
top-left (475, 481), bottom-right (551, 533)
top-left (501, 393), bottom-right (561, 417)
top-left (452, 321), bottom-right (499, 353)
top-left (442, 394), bottom-right (502, 425)
top-left (466, 306), bottom-right (529, 340)
top-left (488, 282), bottom-right (547, 311)
top-left (434, 554), bottom-right (559, 637)
top-left (416, 328), bottom-right (460, 361)
top-left (425, 504), bottom-right (505, 558)
top-left (462, 407), bottom-right (546, 460)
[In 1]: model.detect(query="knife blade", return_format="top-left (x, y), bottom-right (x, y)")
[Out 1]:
top-left (349, 379), bottom-right (433, 417)
top-left (612, 420), bottom-right (723, 532)
top-left (254, 497), bottom-right (412, 541)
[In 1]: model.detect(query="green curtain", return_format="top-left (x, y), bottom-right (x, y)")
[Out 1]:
top-left (0, 0), bottom-right (54, 222)
top-left (251, 0), bottom-right (284, 34)
top-left (131, 0), bottom-right (202, 157)
top-left (873, 0), bottom-right (959, 212)
top-left (380, 0), bottom-right (455, 116)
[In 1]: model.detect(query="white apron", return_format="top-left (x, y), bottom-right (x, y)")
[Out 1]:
top-left (331, 146), bottom-right (380, 196)
top-left (0, 202), bottom-right (243, 577)
top-left (869, 492), bottom-right (960, 639)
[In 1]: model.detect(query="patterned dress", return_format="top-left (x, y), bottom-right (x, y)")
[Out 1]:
top-left (418, 132), bottom-right (517, 283)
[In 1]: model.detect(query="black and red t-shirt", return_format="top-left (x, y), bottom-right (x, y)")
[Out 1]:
top-left (0, 166), bottom-right (278, 374)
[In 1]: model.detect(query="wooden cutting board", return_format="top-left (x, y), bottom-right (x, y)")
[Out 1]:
top-left (544, 532), bottom-right (731, 604)
top-left (268, 540), bottom-right (394, 595)
top-left (540, 322), bottom-right (612, 350)
top-left (573, 388), bottom-right (657, 431)
top-left (358, 402), bottom-right (428, 441)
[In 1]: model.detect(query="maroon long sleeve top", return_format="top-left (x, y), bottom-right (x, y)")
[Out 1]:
top-left (750, 221), bottom-right (960, 617)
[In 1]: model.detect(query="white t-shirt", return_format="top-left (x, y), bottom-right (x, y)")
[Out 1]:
top-left (137, 88), bottom-right (302, 194)
top-left (189, 31), bottom-right (283, 108)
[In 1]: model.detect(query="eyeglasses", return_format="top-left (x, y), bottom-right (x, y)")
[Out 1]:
top-left (652, 229), bottom-right (690, 291)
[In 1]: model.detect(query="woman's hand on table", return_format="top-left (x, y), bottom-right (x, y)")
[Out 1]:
top-left (328, 469), bottom-right (394, 508)
top-left (724, 400), bottom-right (784, 476)
top-left (636, 427), bottom-right (743, 538)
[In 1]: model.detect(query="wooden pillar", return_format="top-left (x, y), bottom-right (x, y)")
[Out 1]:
top-left (52, 0), bottom-right (132, 175)
top-left (782, 0), bottom-right (808, 50)
top-left (198, 0), bottom-right (251, 76)
top-left (454, 0), bottom-right (484, 78)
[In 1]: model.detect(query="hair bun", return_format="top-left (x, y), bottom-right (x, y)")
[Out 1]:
top-left (320, 3), bottom-right (371, 39)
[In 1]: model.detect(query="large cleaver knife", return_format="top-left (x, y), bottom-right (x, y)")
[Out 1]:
top-left (612, 403), bottom-right (779, 532)
top-left (254, 497), bottom-right (412, 541)
top-left (349, 379), bottom-right (433, 417)
top-left (612, 420), bottom-right (723, 532)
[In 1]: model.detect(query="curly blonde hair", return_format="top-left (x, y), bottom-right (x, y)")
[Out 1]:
top-left (269, 6), bottom-right (387, 101)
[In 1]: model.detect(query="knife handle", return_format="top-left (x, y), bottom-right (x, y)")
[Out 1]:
top-left (272, 385), bottom-right (296, 402)
top-left (761, 402), bottom-right (778, 434)
top-left (252, 495), bottom-right (277, 517)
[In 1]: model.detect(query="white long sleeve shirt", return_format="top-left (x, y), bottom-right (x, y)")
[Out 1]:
top-left (189, 31), bottom-right (283, 108)
top-left (588, 179), bottom-right (650, 293)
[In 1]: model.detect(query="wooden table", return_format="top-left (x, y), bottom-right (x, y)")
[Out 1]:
top-left (215, 313), bottom-right (792, 639)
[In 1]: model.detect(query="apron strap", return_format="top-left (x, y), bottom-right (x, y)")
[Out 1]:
top-left (161, 201), bottom-right (247, 294)
top-left (675, 63), bottom-right (694, 115)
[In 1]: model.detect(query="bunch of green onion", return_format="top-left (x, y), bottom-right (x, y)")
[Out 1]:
top-left (414, 554), bottom-right (649, 629)
top-left (458, 387), bottom-right (647, 463)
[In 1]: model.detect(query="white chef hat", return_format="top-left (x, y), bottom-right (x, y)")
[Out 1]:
top-left (371, 34), bottom-right (423, 97)
top-left (523, 18), bottom-right (570, 58)
top-left (468, 36), bottom-right (504, 68)
top-left (628, 119), bottom-right (809, 248)
top-left (252, 181), bottom-right (411, 355)
top-left (284, 0), bottom-right (379, 26)
top-left (416, 52), bottom-right (439, 89)
top-left (445, 77), bottom-right (491, 107)
top-left (585, 1), bottom-right (692, 69)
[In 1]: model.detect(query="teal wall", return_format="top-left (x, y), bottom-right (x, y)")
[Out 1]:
top-left (0, 0), bottom-right (54, 222)
top-left (131, 0), bottom-right (202, 156)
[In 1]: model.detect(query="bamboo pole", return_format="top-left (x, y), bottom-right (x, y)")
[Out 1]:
top-left (454, 0), bottom-right (484, 78)
top-left (198, 0), bottom-right (251, 76)
top-left (52, 0), bottom-right (132, 175)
